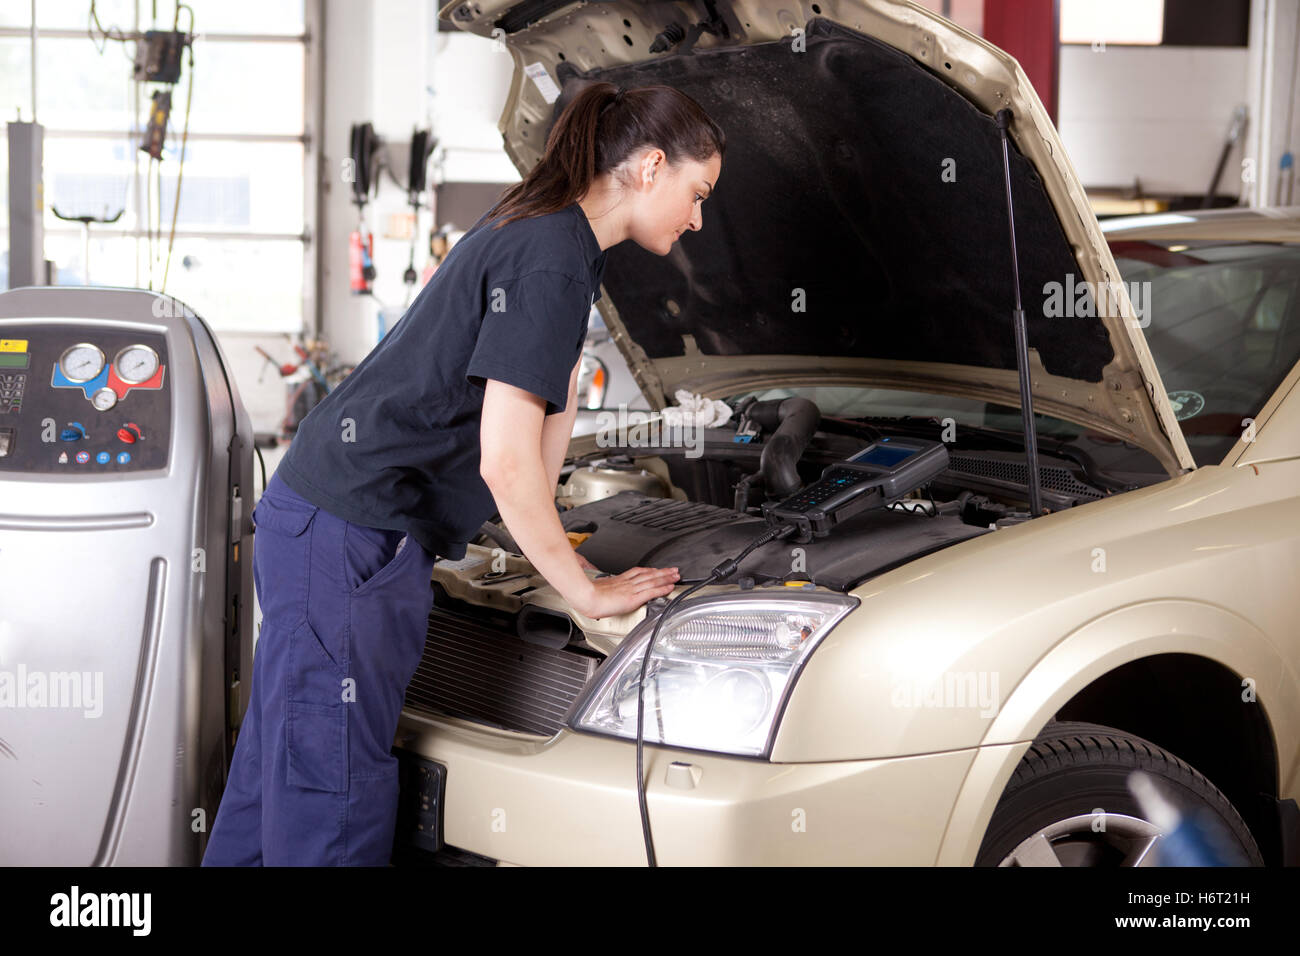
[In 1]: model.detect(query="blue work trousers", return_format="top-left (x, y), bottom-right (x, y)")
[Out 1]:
top-left (202, 470), bottom-right (437, 866)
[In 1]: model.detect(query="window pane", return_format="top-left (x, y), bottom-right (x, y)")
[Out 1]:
top-left (42, 138), bottom-right (133, 231)
top-left (1060, 0), bottom-right (1163, 46)
top-left (42, 232), bottom-right (305, 334)
top-left (154, 140), bottom-right (305, 233)
top-left (8, 21), bottom-right (305, 136)
top-left (17, 0), bottom-right (304, 33)
top-left (0, 38), bottom-right (33, 121)
top-left (31, 38), bottom-right (309, 136)
top-left (152, 237), bottom-right (304, 333)
top-left (183, 0), bottom-right (305, 34)
top-left (43, 138), bottom-right (304, 235)
top-left (45, 235), bottom-right (306, 334)
top-left (185, 39), bottom-right (304, 134)
top-left (44, 233), bottom-right (138, 287)
top-left (32, 0), bottom-right (136, 30)
top-left (36, 37), bottom-right (135, 132)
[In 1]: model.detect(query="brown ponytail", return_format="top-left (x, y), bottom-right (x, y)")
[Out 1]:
top-left (484, 81), bottom-right (725, 230)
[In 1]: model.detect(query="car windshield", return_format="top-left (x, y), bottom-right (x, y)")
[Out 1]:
top-left (729, 239), bottom-right (1300, 478)
top-left (1106, 239), bottom-right (1300, 467)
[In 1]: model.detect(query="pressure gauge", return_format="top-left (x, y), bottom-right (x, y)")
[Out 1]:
top-left (113, 344), bottom-right (160, 384)
top-left (59, 343), bottom-right (106, 383)
top-left (91, 387), bottom-right (117, 411)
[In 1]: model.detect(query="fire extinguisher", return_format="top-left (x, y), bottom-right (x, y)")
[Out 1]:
top-left (348, 122), bottom-right (380, 296)
top-left (349, 226), bottom-right (375, 295)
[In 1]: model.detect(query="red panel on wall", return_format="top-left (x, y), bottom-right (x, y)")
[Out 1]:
top-left (982, 0), bottom-right (1059, 125)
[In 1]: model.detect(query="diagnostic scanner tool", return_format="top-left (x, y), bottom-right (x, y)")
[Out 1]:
top-left (761, 436), bottom-right (950, 541)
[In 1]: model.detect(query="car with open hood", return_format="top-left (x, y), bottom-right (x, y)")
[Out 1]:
top-left (386, 0), bottom-right (1300, 866)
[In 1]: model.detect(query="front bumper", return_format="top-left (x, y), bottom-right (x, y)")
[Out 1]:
top-left (394, 709), bottom-right (985, 865)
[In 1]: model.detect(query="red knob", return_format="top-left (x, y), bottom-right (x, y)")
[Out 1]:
top-left (117, 423), bottom-right (143, 443)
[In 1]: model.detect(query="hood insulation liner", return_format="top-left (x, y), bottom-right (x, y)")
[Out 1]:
top-left (553, 16), bottom-right (1113, 382)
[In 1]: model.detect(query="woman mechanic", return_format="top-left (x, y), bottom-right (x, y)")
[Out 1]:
top-left (203, 82), bottom-right (725, 865)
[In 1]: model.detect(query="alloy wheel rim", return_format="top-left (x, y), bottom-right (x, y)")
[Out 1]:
top-left (999, 813), bottom-right (1164, 866)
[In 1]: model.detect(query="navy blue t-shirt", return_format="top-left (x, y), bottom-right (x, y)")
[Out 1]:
top-left (275, 201), bottom-right (608, 560)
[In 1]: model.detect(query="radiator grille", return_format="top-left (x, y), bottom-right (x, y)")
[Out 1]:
top-left (404, 604), bottom-right (600, 737)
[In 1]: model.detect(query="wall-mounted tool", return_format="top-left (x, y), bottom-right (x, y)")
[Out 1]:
top-left (402, 127), bottom-right (438, 298)
top-left (133, 28), bottom-right (189, 84)
top-left (349, 122), bottom-right (382, 294)
top-left (140, 90), bottom-right (172, 160)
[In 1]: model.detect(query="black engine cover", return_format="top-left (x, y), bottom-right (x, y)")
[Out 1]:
top-left (561, 491), bottom-right (990, 590)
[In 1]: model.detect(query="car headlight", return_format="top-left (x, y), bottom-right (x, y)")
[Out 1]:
top-left (568, 591), bottom-right (857, 757)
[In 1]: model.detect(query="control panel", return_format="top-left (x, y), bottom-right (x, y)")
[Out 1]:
top-left (0, 326), bottom-right (171, 474)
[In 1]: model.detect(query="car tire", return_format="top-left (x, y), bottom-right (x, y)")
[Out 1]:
top-left (974, 720), bottom-right (1264, 866)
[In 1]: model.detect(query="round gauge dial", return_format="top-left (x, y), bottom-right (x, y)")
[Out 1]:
top-left (114, 344), bottom-right (160, 384)
top-left (91, 387), bottom-right (117, 411)
top-left (59, 343), bottom-right (106, 383)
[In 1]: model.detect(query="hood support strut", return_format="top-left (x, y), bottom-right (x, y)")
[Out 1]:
top-left (996, 108), bottom-right (1044, 519)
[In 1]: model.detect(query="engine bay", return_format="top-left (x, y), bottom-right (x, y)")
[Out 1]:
top-left (410, 396), bottom-right (1129, 738)
top-left (544, 396), bottom-right (1121, 593)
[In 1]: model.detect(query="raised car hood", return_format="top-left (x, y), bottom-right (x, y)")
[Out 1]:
top-left (441, 0), bottom-right (1196, 476)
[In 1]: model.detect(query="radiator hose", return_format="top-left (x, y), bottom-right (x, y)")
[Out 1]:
top-left (748, 397), bottom-right (821, 497)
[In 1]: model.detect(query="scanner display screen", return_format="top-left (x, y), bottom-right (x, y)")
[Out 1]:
top-left (848, 443), bottom-right (916, 468)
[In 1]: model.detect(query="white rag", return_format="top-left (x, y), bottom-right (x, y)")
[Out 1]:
top-left (657, 389), bottom-right (734, 428)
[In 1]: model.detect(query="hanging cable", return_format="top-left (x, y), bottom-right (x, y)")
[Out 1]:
top-left (635, 521), bottom-right (798, 865)
top-left (161, 3), bottom-right (195, 292)
top-left (145, 155), bottom-right (154, 288)
top-left (88, 0), bottom-right (135, 61)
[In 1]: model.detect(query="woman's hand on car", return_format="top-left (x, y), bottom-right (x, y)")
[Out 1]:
top-left (478, 379), bottom-right (679, 619)
top-left (574, 565), bottom-right (680, 620)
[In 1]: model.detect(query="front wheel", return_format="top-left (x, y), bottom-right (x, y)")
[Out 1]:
top-left (975, 721), bottom-right (1263, 866)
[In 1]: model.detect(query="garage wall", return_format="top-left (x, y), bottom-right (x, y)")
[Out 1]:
top-left (1057, 44), bottom-right (1250, 199)
top-left (318, 0), bottom-right (515, 367)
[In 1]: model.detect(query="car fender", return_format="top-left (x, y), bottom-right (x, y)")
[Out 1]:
top-left (935, 599), bottom-right (1300, 865)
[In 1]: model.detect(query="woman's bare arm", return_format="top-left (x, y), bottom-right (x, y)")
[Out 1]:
top-left (539, 355), bottom-right (582, 496)
top-left (480, 378), bottom-right (678, 619)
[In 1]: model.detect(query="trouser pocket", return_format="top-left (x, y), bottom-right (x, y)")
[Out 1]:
top-left (345, 524), bottom-right (412, 596)
top-left (251, 491), bottom-right (320, 624)
top-left (288, 616), bottom-right (348, 705)
top-left (285, 612), bottom-right (350, 793)
top-left (346, 541), bottom-right (437, 780)
top-left (285, 700), bottom-right (347, 792)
